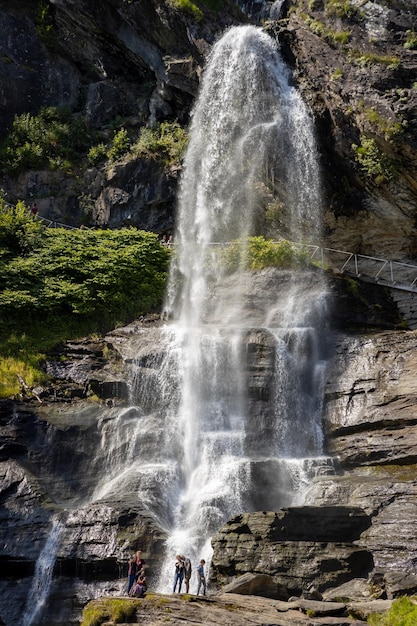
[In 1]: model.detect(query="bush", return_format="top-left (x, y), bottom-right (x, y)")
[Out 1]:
top-left (0, 199), bottom-right (44, 256)
top-left (0, 203), bottom-right (171, 397)
top-left (107, 128), bottom-right (130, 162)
top-left (132, 121), bottom-right (188, 165)
top-left (0, 107), bottom-right (92, 175)
top-left (352, 136), bottom-right (396, 183)
top-left (221, 236), bottom-right (310, 273)
top-left (88, 143), bottom-right (107, 165)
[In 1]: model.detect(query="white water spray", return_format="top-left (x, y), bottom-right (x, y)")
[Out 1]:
top-left (89, 24), bottom-right (331, 594)
top-left (154, 24), bottom-right (329, 591)
top-left (22, 517), bottom-right (64, 626)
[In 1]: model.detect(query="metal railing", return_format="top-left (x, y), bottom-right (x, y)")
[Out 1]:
top-left (298, 244), bottom-right (417, 294)
top-left (4, 198), bottom-right (417, 293)
top-left (4, 201), bottom-right (78, 230)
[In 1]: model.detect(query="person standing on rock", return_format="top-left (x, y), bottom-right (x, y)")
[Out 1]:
top-left (135, 550), bottom-right (146, 579)
top-left (173, 554), bottom-right (185, 593)
top-left (127, 554), bottom-right (137, 594)
top-left (183, 556), bottom-right (192, 593)
top-left (196, 559), bottom-right (206, 596)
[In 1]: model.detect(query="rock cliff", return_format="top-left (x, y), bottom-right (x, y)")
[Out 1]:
top-left (1, 1), bottom-right (417, 625)
top-left (1, 269), bottom-right (416, 625)
top-left (0, 0), bottom-right (416, 256)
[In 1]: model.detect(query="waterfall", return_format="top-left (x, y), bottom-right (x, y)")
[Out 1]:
top-left (22, 517), bottom-right (64, 626)
top-left (89, 24), bottom-right (331, 595)
top-left (152, 24), bottom-right (329, 591)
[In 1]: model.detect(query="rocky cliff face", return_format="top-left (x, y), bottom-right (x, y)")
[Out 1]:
top-left (1, 1), bottom-right (417, 625)
top-left (0, 270), bottom-right (414, 625)
top-left (0, 0), bottom-right (416, 255)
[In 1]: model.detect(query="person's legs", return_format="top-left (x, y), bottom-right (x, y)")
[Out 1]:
top-left (127, 574), bottom-right (135, 594)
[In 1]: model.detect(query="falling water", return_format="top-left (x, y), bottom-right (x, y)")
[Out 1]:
top-left (22, 517), bottom-right (64, 626)
top-left (153, 24), bottom-right (329, 590)
top-left (91, 24), bottom-right (331, 594)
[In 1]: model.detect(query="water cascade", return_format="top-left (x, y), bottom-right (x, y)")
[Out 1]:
top-left (155, 24), bottom-right (329, 589)
top-left (22, 517), bottom-right (64, 626)
top-left (91, 24), bottom-right (331, 593)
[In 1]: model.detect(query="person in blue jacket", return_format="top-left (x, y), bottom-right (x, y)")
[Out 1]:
top-left (196, 559), bottom-right (206, 596)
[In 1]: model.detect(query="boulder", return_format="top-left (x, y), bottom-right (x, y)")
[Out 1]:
top-left (211, 508), bottom-right (374, 596)
top-left (222, 572), bottom-right (288, 600)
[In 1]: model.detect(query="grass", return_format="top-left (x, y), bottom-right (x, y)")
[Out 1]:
top-left (81, 598), bottom-right (141, 626)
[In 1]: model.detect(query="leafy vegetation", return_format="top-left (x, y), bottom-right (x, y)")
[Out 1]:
top-left (367, 596), bottom-right (417, 625)
top-left (351, 51), bottom-right (400, 70)
top-left (301, 14), bottom-right (351, 45)
top-left (165, 0), bottom-right (223, 19)
top-left (221, 237), bottom-right (311, 273)
top-left (352, 136), bottom-right (396, 184)
top-left (167, 0), bottom-right (204, 20)
top-left (0, 107), bottom-right (188, 176)
top-left (132, 121), bottom-right (188, 166)
top-left (404, 29), bottom-right (417, 50)
top-left (0, 200), bottom-right (170, 398)
top-left (108, 128), bottom-right (130, 162)
top-left (35, 0), bottom-right (56, 49)
top-left (0, 106), bottom-right (92, 175)
top-left (325, 0), bottom-right (358, 19)
top-left (362, 107), bottom-right (404, 141)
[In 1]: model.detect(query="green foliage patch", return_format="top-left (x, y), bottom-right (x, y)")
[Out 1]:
top-left (0, 106), bottom-right (93, 175)
top-left (367, 596), bottom-right (417, 625)
top-left (325, 0), bottom-right (357, 18)
top-left (81, 598), bottom-right (141, 626)
top-left (352, 136), bottom-right (396, 183)
top-left (166, 0), bottom-right (223, 19)
top-left (133, 121), bottom-right (188, 166)
top-left (0, 200), bottom-right (170, 397)
top-left (221, 237), bottom-right (310, 272)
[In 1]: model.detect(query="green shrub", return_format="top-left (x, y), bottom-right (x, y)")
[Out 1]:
top-left (88, 143), bottom-right (107, 165)
top-left (167, 0), bottom-right (204, 20)
top-left (353, 52), bottom-right (400, 69)
top-left (363, 108), bottom-right (403, 141)
top-left (0, 199), bottom-right (44, 256)
top-left (107, 128), bottom-right (130, 162)
top-left (221, 237), bottom-right (310, 273)
top-left (352, 136), bottom-right (396, 183)
top-left (0, 201), bottom-right (170, 398)
top-left (325, 0), bottom-right (357, 18)
top-left (367, 596), bottom-right (417, 625)
top-left (0, 107), bottom-right (92, 175)
top-left (404, 29), bottom-right (417, 50)
top-left (133, 121), bottom-right (188, 166)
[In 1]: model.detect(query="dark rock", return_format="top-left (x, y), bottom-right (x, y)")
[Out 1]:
top-left (211, 508), bottom-right (374, 596)
top-left (384, 571), bottom-right (417, 599)
top-left (222, 572), bottom-right (288, 600)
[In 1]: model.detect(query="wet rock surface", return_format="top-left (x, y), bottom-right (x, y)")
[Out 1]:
top-left (1, 275), bottom-right (416, 624)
